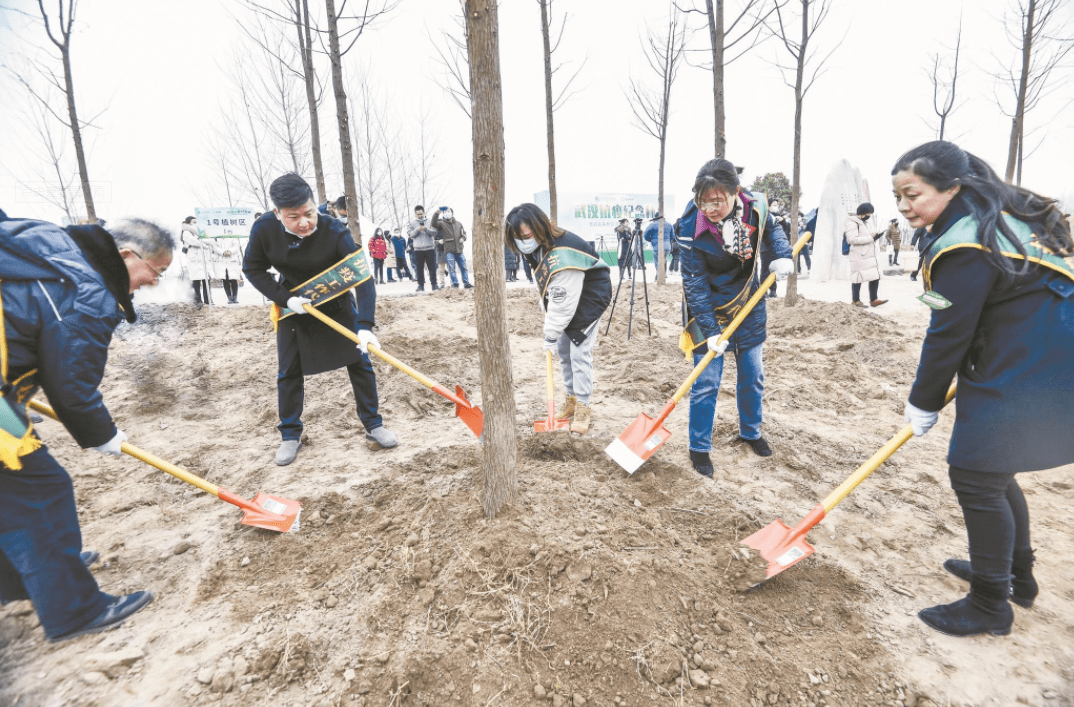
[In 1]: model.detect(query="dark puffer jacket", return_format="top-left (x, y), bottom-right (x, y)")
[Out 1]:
top-left (0, 217), bottom-right (128, 448)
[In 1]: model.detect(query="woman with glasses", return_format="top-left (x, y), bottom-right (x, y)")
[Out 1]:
top-left (676, 158), bottom-right (794, 476)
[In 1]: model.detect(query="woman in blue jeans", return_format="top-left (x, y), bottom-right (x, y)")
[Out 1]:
top-left (676, 159), bottom-right (793, 476)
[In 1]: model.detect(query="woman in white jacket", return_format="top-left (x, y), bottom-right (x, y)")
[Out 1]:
top-left (180, 216), bottom-right (225, 308)
top-left (843, 202), bottom-right (888, 308)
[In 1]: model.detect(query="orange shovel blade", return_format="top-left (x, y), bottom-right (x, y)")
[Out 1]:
top-left (454, 385), bottom-right (484, 439)
top-left (245, 492), bottom-right (302, 533)
top-left (604, 413), bottom-right (672, 474)
top-left (741, 503), bottom-right (826, 579)
top-left (534, 401), bottom-right (571, 433)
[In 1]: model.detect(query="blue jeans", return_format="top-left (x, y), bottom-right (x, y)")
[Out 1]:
top-left (0, 446), bottom-right (110, 638)
top-left (446, 252), bottom-right (470, 286)
top-left (688, 343), bottom-right (764, 452)
top-left (556, 324), bottom-right (599, 404)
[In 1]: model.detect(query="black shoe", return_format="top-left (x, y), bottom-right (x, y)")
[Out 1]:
top-left (910, 272), bottom-right (918, 281)
top-left (388, 279), bottom-right (396, 283)
top-left (944, 557), bottom-right (1037, 609)
top-left (416, 285), bottom-right (425, 292)
top-left (918, 577), bottom-right (1012, 637)
top-left (464, 283), bottom-right (473, 289)
top-left (740, 436), bottom-right (772, 457)
top-left (689, 450), bottom-right (714, 478)
top-left (80, 550), bottom-right (100, 567)
top-left (49, 591), bottom-right (154, 642)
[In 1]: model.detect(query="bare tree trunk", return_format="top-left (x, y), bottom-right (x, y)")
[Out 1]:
top-left (1005, 0), bottom-right (1035, 183)
top-left (59, 49), bottom-right (94, 221)
top-left (295, 0), bottom-right (327, 203)
top-left (539, 0), bottom-right (557, 222)
top-left (465, 0), bottom-right (517, 519)
top-left (324, 0), bottom-right (361, 242)
top-left (657, 137), bottom-right (667, 286)
top-left (708, 0), bottom-right (726, 157)
top-left (783, 0), bottom-right (808, 307)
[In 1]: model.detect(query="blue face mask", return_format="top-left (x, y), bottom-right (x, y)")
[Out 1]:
top-left (515, 237), bottom-right (539, 254)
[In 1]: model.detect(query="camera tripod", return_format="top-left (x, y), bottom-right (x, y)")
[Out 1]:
top-left (603, 226), bottom-right (652, 340)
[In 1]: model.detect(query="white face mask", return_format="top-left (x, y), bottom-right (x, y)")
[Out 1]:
top-left (444, 209), bottom-right (454, 220)
top-left (515, 237), bottom-right (539, 254)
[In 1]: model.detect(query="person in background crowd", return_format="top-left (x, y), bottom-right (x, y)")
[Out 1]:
top-left (885, 218), bottom-right (903, 266)
top-left (243, 173), bottom-right (398, 466)
top-left (407, 205), bottom-right (439, 292)
top-left (180, 216), bottom-right (225, 309)
top-left (504, 244), bottom-right (519, 281)
top-left (334, 196), bottom-right (348, 221)
top-left (369, 228), bottom-right (389, 285)
top-left (799, 210), bottom-right (817, 275)
top-left (391, 228), bottom-right (413, 281)
top-left (430, 206), bottom-right (473, 289)
top-left (844, 202), bottom-right (888, 308)
top-left (644, 213), bottom-right (674, 281)
top-left (1, 212), bottom-right (174, 642)
top-left (892, 140), bottom-right (1074, 637)
top-left (909, 226), bottom-right (927, 281)
top-left (505, 203), bottom-right (612, 435)
top-left (215, 237), bottom-right (243, 304)
top-left (615, 218), bottom-right (632, 271)
top-left (677, 158), bottom-right (794, 474)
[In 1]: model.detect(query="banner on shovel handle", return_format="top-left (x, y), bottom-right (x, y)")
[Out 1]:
top-left (270, 250), bottom-right (372, 327)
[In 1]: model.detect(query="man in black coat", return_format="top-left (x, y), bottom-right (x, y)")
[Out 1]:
top-left (244, 174), bottom-right (398, 466)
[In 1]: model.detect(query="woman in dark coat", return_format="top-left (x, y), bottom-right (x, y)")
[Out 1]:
top-left (677, 159), bottom-right (793, 475)
top-left (893, 140), bottom-right (1074, 637)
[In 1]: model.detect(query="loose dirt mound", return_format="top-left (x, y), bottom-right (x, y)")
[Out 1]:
top-left (2, 285), bottom-right (1072, 707)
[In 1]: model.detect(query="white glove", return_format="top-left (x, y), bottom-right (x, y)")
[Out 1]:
top-left (706, 336), bottom-right (729, 357)
top-left (357, 329), bottom-right (380, 354)
top-left (904, 401), bottom-right (939, 437)
top-left (286, 296), bottom-right (311, 314)
top-left (92, 430), bottom-right (127, 456)
top-left (542, 337), bottom-right (559, 353)
top-left (771, 258), bottom-right (794, 280)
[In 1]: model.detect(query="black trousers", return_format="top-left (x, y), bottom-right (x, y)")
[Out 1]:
top-left (192, 279), bottom-right (209, 304)
top-left (373, 258), bottom-right (385, 282)
top-left (797, 246), bottom-right (812, 273)
top-left (222, 279), bottom-right (238, 300)
top-left (948, 466), bottom-right (1031, 585)
top-left (851, 280), bottom-right (879, 302)
top-left (413, 249), bottom-right (438, 289)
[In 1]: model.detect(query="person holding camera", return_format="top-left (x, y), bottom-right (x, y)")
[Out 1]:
top-left (406, 205), bottom-right (439, 292)
top-left (505, 203), bottom-right (612, 435)
top-left (430, 206), bottom-right (473, 289)
top-left (677, 158), bottom-right (794, 475)
top-left (615, 218), bottom-right (632, 272)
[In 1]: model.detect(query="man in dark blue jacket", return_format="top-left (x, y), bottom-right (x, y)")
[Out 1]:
top-left (0, 212), bottom-right (173, 642)
top-left (244, 173), bottom-right (398, 466)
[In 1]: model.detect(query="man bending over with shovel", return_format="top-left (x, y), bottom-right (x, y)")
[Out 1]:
top-left (244, 174), bottom-right (398, 466)
top-left (0, 210), bottom-right (172, 641)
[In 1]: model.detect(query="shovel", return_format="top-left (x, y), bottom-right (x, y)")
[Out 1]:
top-left (300, 304), bottom-right (484, 439)
top-left (742, 382), bottom-right (957, 579)
top-left (534, 350), bottom-right (571, 433)
top-left (606, 232), bottom-right (813, 473)
top-left (28, 399), bottom-right (301, 533)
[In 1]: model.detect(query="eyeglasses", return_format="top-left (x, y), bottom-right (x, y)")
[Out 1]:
top-left (131, 250), bottom-right (166, 279)
top-left (695, 196), bottom-right (733, 211)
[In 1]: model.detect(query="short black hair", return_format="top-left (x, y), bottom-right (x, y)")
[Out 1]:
top-left (856, 202), bottom-right (874, 216)
top-left (414, 205), bottom-right (425, 213)
top-left (183, 216), bottom-right (196, 224)
top-left (269, 173), bottom-right (315, 209)
top-left (334, 196), bottom-right (348, 211)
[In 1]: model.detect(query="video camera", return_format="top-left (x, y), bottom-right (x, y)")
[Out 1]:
top-left (632, 216), bottom-right (644, 234)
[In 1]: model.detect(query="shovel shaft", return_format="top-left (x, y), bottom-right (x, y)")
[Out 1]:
top-left (302, 304), bottom-right (474, 409)
top-left (545, 350), bottom-right (555, 403)
top-left (27, 399), bottom-right (221, 497)
top-left (670, 232), bottom-right (814, 406)
top-left (820, 382), bottom-right (957, 513)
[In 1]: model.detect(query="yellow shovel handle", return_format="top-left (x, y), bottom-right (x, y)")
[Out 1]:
top-left (821, 381), bottom-right (957, 512)
top-left (301, 304), bottom-right (437, 388)
top-left (27, 399), bottom-right (220, 496)
top-left (545, 350), bottom-right (555, 403)
top-left (671, 231), bottom-right (814, 405)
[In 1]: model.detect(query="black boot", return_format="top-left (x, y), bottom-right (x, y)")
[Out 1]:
top-left (689, 450), bottom-right (714, 478)
top-left (918, 576), bottom-right (1013, 637)
top-left (943, 553), bottom-right (1037, 609)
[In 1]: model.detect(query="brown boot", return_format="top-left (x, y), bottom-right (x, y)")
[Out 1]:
top-left (870, 299), bottom-right (888, 307)
top-left (556, 395), bottom-right (577, 421)
top-left (571, 403), bottom-right (591, 435)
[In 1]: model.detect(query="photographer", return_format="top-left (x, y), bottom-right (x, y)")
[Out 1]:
top-left (644, 213), bottom-right (674, 281)
top-left (406, 205), bottom-right (438, 292)
top-left (430, 206), bottom-right (473, 289)
top-left (615, 218), bottom-right (632, 270)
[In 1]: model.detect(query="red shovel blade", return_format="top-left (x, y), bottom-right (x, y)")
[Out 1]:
top-left (454, 385), bottom-right (484, 439)
top-left (604, 413), bottom-right (672, 474)
top-left (741, 503), bottom-right (825, 579)
top-left (534, 401), bottom-right (571, 433)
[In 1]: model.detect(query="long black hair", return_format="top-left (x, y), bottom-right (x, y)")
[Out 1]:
top-left (892, 141), bottom-right (1072, 281)
top-left (504, 203), bottom-right (564, 254)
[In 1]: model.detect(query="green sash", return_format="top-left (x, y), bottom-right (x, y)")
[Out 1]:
top-left (270, 249), bottom-right (372, 325)
top-left (680, 193), bottom-right (771, 354)
top-left (923, 214), bottom-right (1074, 291)
top-left (534, 246), bottom-right (608, 303)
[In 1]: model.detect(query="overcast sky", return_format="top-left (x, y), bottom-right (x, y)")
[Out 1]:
top-left (2, 0), bottom-right (1072, 234)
